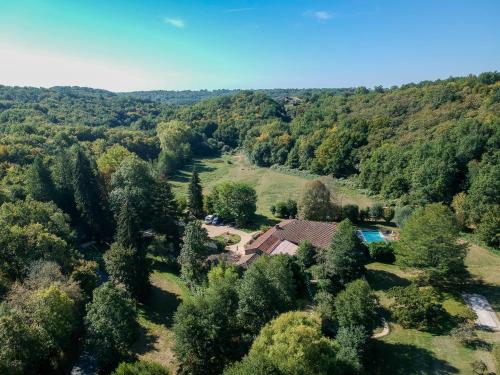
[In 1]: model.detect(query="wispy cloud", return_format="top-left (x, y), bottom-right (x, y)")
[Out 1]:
top-left (224, 7), bottom-right (254, 13)
top-left (314, 11), bottom-right (332, 21)
top-left (304, 10), bottom-right (334, 22)
top-left (164, 17), bottom-right (185, 28)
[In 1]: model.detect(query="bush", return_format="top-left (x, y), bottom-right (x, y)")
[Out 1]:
top-left (388, 284), bottom-right (444, 330)
top-left (112, 361), bottom-right (170, 375)
top-left (450, 324), bottom-right (477, 347)
top-left (359, 207), bottom-right (370, 222)
top-left (342, 204), bottom-right (359, 223)
top-left (394, 206), bottom-right (414, 228)
top-left (370, 203), bottom-right (384, 220)
top-left (368, 242), bottom-right (395, 263)
top-left (382, 207), bottom-right (395, 223)
top-left (272, 199), bottom-right (298, 218)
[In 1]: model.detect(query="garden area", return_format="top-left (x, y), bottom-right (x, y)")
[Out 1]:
top-left (366, 241), bottom-right (500, 374)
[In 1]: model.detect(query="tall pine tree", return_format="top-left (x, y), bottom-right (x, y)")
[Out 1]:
top-left (51, 150), bottom-right (77, 217)
top-left (25, 157), bottom-right (56, 203)
top-left (187, 168), bottom-right (204, 218)
top-left (152, 176), bottom-right (179, 242)
top-left (72, 147), bottom-right (110, 238)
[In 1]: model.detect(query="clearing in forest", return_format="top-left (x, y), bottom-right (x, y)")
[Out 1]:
top-left (170, 153), bottom-right (374, 220)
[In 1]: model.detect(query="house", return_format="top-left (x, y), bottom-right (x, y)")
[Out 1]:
top-left (240, 219), bottom-right (336, 266)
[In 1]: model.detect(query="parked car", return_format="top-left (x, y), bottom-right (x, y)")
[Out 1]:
top-left (212, 216), bottom-right (223, 225)
top-left (204, 215), bottom-right (214, 224)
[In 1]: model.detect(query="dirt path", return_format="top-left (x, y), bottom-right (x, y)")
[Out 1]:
top-left (133, 270), bottom-right (188, 374)
top-left (372, 319), bottom-right (390, 338)
top-left (203, 223), bottom-right (257, 255)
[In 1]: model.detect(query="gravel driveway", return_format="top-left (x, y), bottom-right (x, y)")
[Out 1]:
top-left (463, 293), bottom-right (500, 331)
top-left (202, 224), bottom-right (257, 255)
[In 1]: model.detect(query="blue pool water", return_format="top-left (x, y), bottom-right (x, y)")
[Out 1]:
top-left (359, 230), bottom-right (386, 243)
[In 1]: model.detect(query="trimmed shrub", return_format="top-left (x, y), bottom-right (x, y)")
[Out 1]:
top-left (368, 242), bottom-right (395, 263)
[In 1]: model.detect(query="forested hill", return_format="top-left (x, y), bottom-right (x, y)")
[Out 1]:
top-left (119, 88), bottom-right (351, 105)
top-left (0, 72), bottom-right (499, 233)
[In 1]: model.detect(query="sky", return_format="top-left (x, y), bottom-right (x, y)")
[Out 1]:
top-left (0, 0), bottom-right (499, 91)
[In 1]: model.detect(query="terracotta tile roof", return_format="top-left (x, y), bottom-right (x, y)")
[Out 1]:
top-left (270, 240), bottom-right (299, 256)
top-left (246, 219), bottom-right (336, 254)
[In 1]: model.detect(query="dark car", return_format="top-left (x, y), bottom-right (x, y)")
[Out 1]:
top-left (212, 216), bottom-right (223, 225)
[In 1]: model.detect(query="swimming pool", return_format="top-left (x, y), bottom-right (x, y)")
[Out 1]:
top-left (358, 230), bottom-right (386, 243)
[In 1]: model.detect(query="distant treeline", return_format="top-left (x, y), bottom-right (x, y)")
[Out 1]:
top-left (119, 88), bottom-right (353, 105)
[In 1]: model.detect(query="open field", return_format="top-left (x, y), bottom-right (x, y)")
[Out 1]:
top-left (169, 153), bottom-right (375, 221)
top-left (367, 242), bottom-right (500, 374)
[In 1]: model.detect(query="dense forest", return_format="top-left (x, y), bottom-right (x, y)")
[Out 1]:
top-left (1, 72), bottom-right (498, 238)
top-left (0, 72), bottom-right (498, 374)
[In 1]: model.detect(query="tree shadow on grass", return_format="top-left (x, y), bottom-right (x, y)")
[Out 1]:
top-left (168, 159), bottom-right (217, 183)
top-left (366, 269), bottom-right (411, 291)
top-left (133, 324), bottom-right (158, 357)
top-left (241, 214), bottom-right (279, 232)
top-left (143, 283), bottom-right (182, 328)
top-left (370, 341), bottom-right (459, 375)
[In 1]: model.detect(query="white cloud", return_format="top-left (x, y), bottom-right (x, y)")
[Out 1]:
top-left (164, 17), bottom-right (185, 28)
top-left (313, 11), bottom-right (332, 21)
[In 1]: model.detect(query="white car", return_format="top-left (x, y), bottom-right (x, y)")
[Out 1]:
top-left (204, 215), bottom-right (214, 224)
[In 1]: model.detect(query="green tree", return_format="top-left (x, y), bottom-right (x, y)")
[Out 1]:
top-left (187, 168), bottom-right (204, 218)
top-left (97, 144), bottom-right (134, 189)
top-left (70, 259), bottom-right (99, 300)
top-left (397, 203), bottom-right (467, 285)
top-left (112, 361), bottom-right (170, 375)
top-left (27, 284), bottom-right (78, 370)
top-left (342, 204), bottom-right (359, 223)
top-left (237, 255), bottom-right (296, 335)
top-left (0, 197), bottom-right (75, 245)
top-left (296, 240), bottom-right (316, 270)
top-left (173, 265), bottom-right (240, 375)
top-left (0, 309), bottom-right (39, 375)
top-left (110, 155), bottom-right (155, 242)
top-left (51, 150), bottom-right (76, 216)
top-left (104, 242), bottom-right (151, 300)
top-left (25, 157), bottom-right (56, 203)
top-left (151, 177), bottom-right (179, 241)
top-left (208, 181), bottom-right (257, 226)
top-left (177, 221), bottom-right (209, 289)
top-left (451, 192), bottom-right (467, 229)
top-left (335, 324), bottom-right (369, 374)
top-left (382, 207), bottom-right (395, 223)
top-left (298, 180), bottom-right (333, 221)
top-left (72, 147), bottom-right (110, 237)
top-left (370, 203), bottom-right (384, 220)
top-left (476, 205), bottom-right (499, 248)
top-left (394, 206), bottom-right (414, 228)
top-left (0, 223), bottom-right (71, 280)
top-left (226, 311), bottom-right (340, 375)
top-left (85, 282), bottom-right (139, 372)
top-left (334, 279), bottom-right (378, 332)
top-left (317, 219), bottom-right (366, 289)
top-left (388, 283), bottom-right (444, 330)
top-left (465, 158), bottom-right (499, 224)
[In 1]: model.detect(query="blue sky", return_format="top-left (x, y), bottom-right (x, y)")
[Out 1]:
top-left (0, 0), bottom-right (499, 91)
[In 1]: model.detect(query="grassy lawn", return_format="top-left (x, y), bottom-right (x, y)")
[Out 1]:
top-left (366, 242), bottom-right (500, 374)
top-left (132, 260), bottom-right (191, 373)
top-left (169, 153), bottom-right (375, 224)
top-left (214, 232), bottom-right (241, 246)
